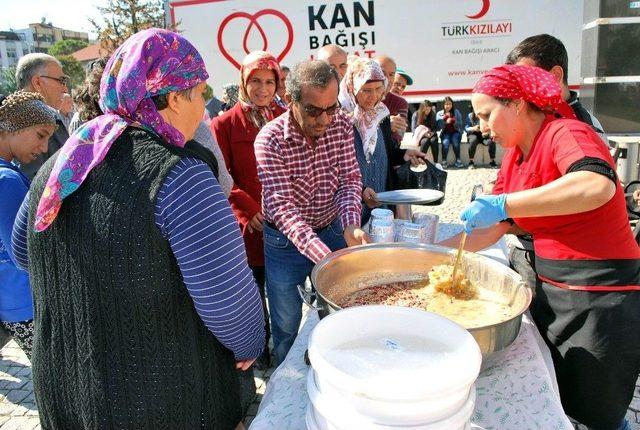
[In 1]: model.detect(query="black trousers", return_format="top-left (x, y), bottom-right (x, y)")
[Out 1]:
top-left (530, 283), bottom-right (640, 429)
top-left (419, 135), bottom-right (439, 163)
top-left (467, 132), bottom-right (496, 160)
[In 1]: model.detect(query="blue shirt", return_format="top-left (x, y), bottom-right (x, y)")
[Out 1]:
top-left (12, 157), bottom-right (265, 360)
top-left (0, 159), bottom-right (33, 322)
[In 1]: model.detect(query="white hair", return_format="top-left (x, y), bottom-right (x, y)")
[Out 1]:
top-left (15, 53), bottom-right (61, 90)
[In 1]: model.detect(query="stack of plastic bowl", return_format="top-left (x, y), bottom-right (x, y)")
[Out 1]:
top-left (396, 222), bottom-right (426, 243)
top-left (370, 219), bottom-right (395, 243)
top-left (367, 209), bottom-right (440, 245)
top-left (306, 306), bottom-right (481, 430)
top-left (370, 209), bottom-right (395, 243)
top-left (412, 213), bottom-right (439, 244)
top-left (371, 208), bottom-right (394, 222)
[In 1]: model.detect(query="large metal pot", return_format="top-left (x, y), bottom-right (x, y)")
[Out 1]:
top-left (303, 243), bottom-right (532, 356)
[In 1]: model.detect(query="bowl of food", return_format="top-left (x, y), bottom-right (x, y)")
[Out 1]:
top-left (304, 243), bottom-right (532, 356)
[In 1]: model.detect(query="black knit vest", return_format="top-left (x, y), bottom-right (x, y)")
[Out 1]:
top-left (27, 127), bottom-right (240, 430)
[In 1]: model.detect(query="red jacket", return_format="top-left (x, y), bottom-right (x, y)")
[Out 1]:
top-left (211, 103), bottom-right (286, 266)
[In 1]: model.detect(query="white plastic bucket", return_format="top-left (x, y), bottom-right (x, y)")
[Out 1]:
top-left (307, 369), bottom-right (476, 430)
top-left (307, 306), bottom-right (481, 403)
top-left (311, 369), bottom-right (470, 425)
top-left (306, 402), bottom-right (321, 430)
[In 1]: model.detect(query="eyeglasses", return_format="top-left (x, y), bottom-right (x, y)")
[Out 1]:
top-left (40, 75), bottom-right (69, 86)
top-left (301, 101), bottom-right (340, 118)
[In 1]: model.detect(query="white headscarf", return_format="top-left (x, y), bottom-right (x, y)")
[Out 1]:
top-left (338, 57), bottom-right (389, 160)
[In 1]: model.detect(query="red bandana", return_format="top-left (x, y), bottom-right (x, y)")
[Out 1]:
top-left (473, 64), bottom-right (576, 119)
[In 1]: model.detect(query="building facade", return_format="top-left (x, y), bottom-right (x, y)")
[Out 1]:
top-left (15, 22), bottom-right (89, 54)
top-left (0, 31), bottom-right (31, 71)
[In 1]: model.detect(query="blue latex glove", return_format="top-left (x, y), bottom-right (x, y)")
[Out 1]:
top-left (460, 194), bottom-right (508, 234)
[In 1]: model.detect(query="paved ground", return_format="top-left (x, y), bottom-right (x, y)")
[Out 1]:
top-left (1, 166), bottom-right (638, 429)
top-left (0, 341), bottom-right (39, 430)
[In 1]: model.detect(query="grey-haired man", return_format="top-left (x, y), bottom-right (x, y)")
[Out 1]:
top-left (15, 53), bottom-right (70, 179)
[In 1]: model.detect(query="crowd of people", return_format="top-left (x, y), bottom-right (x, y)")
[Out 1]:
top-left (0, 28), bottom-right (638, 430)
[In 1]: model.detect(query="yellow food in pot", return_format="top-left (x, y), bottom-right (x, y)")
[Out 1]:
top-left (338, 265), bottom-right (513, 329)
top-left (428, 264), bottom-right (478, 300)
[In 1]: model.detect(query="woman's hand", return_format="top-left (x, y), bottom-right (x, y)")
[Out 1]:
top-left (404, 148), bottom-right (427, 166)
top-left (247, 212), bottom-right (264, 234)
top-left (236, 359), bottom-right (256, 371)
top-left (390, 115), bottom-right (407, 134)
top-left (363, 187), bottom-right (381, 209)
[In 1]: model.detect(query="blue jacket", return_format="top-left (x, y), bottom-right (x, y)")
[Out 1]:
top-left (465, 113), bottom-right (481, 134)
top-left (436, 109), bottom-right (464, 134)
top-left (0, 159), bottom-right (34, 322)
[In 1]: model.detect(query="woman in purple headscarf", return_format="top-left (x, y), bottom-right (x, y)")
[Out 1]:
top-left (12, 28), bottom-right (265, 429)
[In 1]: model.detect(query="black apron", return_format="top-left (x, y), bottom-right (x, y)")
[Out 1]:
top-left (530, 282), bottom-right (640, 429)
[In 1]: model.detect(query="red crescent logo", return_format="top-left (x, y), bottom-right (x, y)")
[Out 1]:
top-left (217, 9), bottom-right (294, 70)
top-left (466, 0), bottom-right (490, 19)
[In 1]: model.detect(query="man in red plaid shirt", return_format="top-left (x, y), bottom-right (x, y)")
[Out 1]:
top-left (255, 60), bottom-right (368, 364)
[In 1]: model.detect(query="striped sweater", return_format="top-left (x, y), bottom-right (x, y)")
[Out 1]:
top-left (12, 157), bottom-right (264, 360)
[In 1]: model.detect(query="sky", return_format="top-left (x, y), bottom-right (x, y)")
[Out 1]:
top-left (0, 0), bottom-right (107, 38)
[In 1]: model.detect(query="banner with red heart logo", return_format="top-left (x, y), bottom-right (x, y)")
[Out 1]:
top-left (217, 9), bottom-right (294, 70)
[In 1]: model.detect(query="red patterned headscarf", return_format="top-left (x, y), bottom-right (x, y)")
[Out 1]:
top-left (473, 64), bottom-right (576, 119)
top-left (238, 51), bottom-right (282, 129)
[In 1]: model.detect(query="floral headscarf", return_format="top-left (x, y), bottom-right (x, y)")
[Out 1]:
top-left (238, 51), bottom-right (281, 129)
top-left (338, 57), bottom-right (389, 160)
top-left (34, 28), bottom-right (209, 232)
top-left (473, 64), bottom-right (576, 119)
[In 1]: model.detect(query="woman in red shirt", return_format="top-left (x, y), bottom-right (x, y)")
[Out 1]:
top-left (443, 64), bottom-right (640, 430)
top-left (211, 51), bottom-right (286, 369)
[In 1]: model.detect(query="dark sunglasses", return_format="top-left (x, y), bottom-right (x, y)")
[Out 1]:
top-left (40, 75), bottom-right (70, 86)
top-left (301, 101), bottom-right (340, 118)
